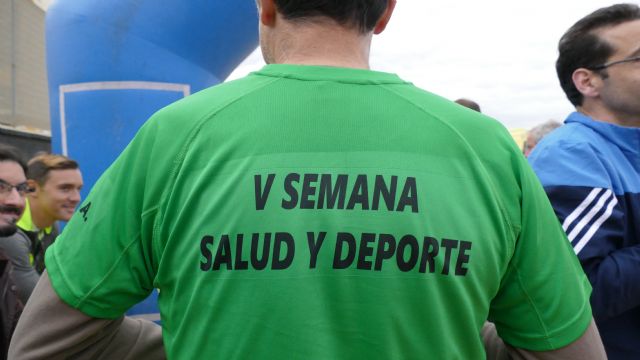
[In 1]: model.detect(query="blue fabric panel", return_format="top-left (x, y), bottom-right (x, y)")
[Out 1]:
top-left (46, 0), bottom-right (259, 321)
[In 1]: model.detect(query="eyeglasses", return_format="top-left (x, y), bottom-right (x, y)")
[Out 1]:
top-left (0, 179), bottom-right (33, 198)
top-left (589, 55), bottom-right (640, 70)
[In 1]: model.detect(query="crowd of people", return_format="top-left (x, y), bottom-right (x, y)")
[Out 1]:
top-left (0, 1), bottom-right (638, 359)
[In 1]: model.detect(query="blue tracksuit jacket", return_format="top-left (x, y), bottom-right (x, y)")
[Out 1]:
top-left (529, 111), bottom-right (640, 359)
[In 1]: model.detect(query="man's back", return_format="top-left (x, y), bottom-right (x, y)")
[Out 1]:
top-left (530, 113), bottom-right (639, 197)
top-left (46, 65), bottom-right (592, 358)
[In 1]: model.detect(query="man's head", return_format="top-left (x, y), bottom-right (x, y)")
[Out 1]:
top-left (0, 146), bottom-right (28, 236)
top-left (556, 4), bottom-right (640, 124)
top-left (256, 0), bottom-right (396, 65)
top-left (26, 154), bottom-right (83, 225)
top-left (523, 120), bottom-right (562, 156)
top-left (454, 98), bottom-right (482, 113)
top-left (269, 0), bottom-right (390, 32)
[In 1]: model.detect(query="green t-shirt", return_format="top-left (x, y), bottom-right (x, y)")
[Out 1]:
top-left (47, 65), bottom-right (592, 359)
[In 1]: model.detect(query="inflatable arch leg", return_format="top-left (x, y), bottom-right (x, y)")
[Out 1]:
top-left (46, 0), bottom-right (259, 320)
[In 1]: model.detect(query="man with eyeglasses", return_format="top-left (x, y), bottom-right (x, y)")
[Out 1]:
top-left (0, 146), bottom-right (39, 304)
top-left (528, 4), bottom-right (640, 359)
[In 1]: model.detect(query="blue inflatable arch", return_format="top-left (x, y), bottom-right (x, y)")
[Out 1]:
top-left (46, 0), bottom-right (259, 319)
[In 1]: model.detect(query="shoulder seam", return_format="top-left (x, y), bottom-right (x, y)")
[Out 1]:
top-left (378, 83), bottom-right (519, 242)
top-left (151, 76), bottom-right (283, 260)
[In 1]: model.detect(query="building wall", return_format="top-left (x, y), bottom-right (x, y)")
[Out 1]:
top-left (0, 0), bottom-right (50, 134)
top-left (0, 126), bottom-right (50, 158)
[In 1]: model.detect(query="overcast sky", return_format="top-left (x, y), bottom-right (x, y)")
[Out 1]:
top-left (228, 1), bottom-right (630, 130)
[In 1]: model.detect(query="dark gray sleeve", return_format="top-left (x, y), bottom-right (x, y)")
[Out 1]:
top-left (9, 271), bottom-right (165, 360)
top-left (483, 320), bottom-right (608, 360)
top-left (482, 322), bottom-right (510, 360)
top-left (0, 232), bottom-right (39, 303)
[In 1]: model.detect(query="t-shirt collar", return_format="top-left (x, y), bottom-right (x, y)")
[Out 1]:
top-left (252, 64), bottom-right (409, 85)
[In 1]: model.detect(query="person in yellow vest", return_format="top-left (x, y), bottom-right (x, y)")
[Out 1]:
top-left (18, 154), bottom-right (83, 274)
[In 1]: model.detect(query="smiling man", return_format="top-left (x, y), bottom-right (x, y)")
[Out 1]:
top-left (0, 145), bottom-right (40, 304)
top-left (0, 147), bottom-right (28, 237)
top-left (18, 154), bottom-right (83, 273)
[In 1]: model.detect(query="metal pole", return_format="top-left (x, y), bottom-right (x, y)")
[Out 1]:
top-left (10, 0), bottom-right (16, 119)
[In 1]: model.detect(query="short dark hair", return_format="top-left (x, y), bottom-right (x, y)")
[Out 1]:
top-left (27, 153), bottom-right (79, 185)
top-left (273, 0), bottom-right (389, 33)
top-left (454, 98), bottom-right (481, 113)
top-left (556, 3), bottom-right (640, 106)
top-left (0, 145), bottom-right (27, 174)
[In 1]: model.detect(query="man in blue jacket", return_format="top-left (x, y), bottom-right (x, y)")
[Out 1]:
top-left (529, 4), bottom-right (640, 359)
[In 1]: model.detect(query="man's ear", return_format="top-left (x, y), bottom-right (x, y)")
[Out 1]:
top-left (572, 68), bottom-right (602, 100)
top-left (257, 0), bottom-right (277, 27)
top-left (27, 179), bottom-right (39, 198)
top-left (373, 0), bottom-right (397, 35)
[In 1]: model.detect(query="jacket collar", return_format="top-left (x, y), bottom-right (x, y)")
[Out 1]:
top-left (566, 112), bottom-right (640, 155)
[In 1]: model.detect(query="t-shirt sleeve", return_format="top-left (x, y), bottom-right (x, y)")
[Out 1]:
top-left (488, 153), bottom-right (593, 351)
top-left (45, 116), bottom-right (172, 319)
